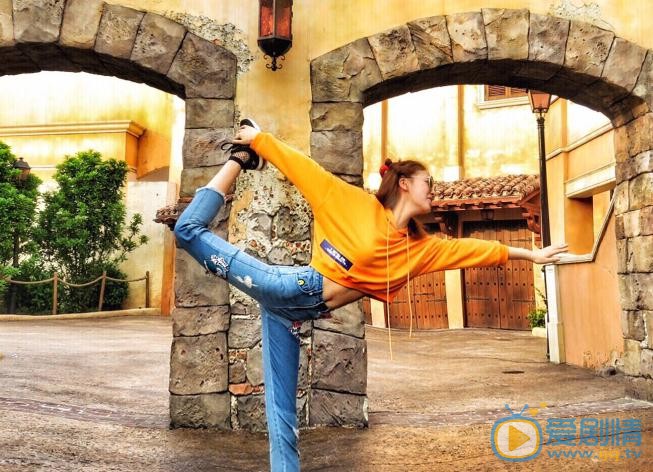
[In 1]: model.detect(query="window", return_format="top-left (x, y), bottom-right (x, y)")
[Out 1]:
top-left (477, 85), bottom-right (530, 110)
top-left (484, 85), bottom-right (528, 101)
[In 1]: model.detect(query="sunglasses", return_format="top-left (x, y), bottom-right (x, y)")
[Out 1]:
top-left (411, 175), bottom-right (434, 189)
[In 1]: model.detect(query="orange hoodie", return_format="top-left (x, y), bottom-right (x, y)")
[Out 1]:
top-left (251, 133), bottom-right (509, 302)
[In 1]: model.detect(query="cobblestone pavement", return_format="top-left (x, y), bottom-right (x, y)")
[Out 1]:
top-left (1, 317), bottom-right (653, 471)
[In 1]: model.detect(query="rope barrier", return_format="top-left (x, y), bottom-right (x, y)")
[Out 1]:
top-left (4, 274), bottom-right (141, 286)
top-left (59, 276), bottom-right (104, 288)
top-left (3, 277), bottom-right (55, 285)
top-left (1, 270), bottom-right (150, 315)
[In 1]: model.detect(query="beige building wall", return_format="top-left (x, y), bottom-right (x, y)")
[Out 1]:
top-left (363, 85), bottom-right (540, 187)
top-left (557, 215), bottom-right (622, 369)
top-left (462, 87), bottom-right (539, 178)
top-left (123, 181), bottom-right (177, 312)
top-left (544, 94), bottom-right (619, 368)
top-left (385, 87), bottom-right (459, 180)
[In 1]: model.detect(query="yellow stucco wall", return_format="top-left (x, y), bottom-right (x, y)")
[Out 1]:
top-left (463, 87), bottom-right (539, 177)
top-left (385, 87), bottom-right (459, 179)
top-left (103, 0), bottom-right (653, 153)
top-left (0, 72), bottom-right (179, 178)
top-left (364, 85), bottom-right (540, 186)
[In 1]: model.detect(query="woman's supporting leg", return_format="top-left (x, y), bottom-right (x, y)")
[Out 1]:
top-left (175, 161), bottom-right (309, 471)
top-left (261, 307), bottom-right (301, 472)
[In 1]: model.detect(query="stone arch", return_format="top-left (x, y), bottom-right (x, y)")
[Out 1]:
top-left (310, 9), bottom-right (653, 407)
top-left (1, 1), bottom-right (238, 426)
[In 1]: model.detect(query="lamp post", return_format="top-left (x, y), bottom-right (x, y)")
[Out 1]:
top-left (527, 90), bottom-right (552, 247)
top-left (8, 157), bottom-right (31, 314)
top-left (528, 90), bottom-right (553, 359)
top-left (258, 0), bottom-right (293, 71)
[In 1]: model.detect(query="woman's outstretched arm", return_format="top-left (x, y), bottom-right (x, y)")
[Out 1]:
top-left (508, 243), bottom-right (569, 264)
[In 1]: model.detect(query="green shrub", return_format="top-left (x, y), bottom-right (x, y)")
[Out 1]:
top-left (0, 265), bottom-right (18, 309)
top-left (58, 262), bottom-right (128, 313)
top-left (527, 307), bottom-right (547, 329)
top-left (31, 150), bottom-right (147, 313)
top-left (14, 256), bottom-right (53, 315)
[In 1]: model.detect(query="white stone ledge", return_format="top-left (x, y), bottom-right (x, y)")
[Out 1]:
top-left (0, 120), bottom-right (146, 138)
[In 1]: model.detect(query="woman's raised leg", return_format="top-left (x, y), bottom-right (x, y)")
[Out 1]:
top-left (174, 161), bottom-right (276, 301)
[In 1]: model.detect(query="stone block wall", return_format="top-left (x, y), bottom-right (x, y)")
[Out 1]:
top-left (615, 118), bottom-right (653, 401)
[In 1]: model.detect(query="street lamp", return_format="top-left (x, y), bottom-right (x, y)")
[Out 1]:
top-left (13, 157), bottom-right (31, 182)
top-left (258, 0), bottom-right (293, 71)
top-left (527, 90), bottom-right (552, 247)
top-left (8, 157), bottom-right (31, 314)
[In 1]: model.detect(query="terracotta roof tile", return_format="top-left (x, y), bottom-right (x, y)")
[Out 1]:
top-left (154, 194), bottom-right (235, 230)
top-left (432, 174), bottom-right (539, 205)
top-left (154, 198), bottom-right (192, 230)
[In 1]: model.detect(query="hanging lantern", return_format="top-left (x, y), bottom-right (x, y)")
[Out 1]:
top-left (258, 0), bottom-right (293, 71)
top-left (527, 90), bottom-right (552, 117)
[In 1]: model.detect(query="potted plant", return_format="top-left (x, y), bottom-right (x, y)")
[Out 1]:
top-left (528, 307), bottom-right (547, 337)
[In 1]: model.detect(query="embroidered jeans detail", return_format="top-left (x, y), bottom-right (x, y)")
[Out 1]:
top-left (289, 321), bottom-right (302, 340)
top-left (204, 254), bottom-right (229, 278)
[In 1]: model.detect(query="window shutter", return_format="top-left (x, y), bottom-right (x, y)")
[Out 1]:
top-left (510, 87), bottom-right (527, 97)
top-left (484, 85), bottom-right (528, 101)
top-left (486, 85), bottom-right (506, 100)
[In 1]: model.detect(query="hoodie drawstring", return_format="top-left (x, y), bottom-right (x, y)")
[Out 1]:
top-left (386, 219), bottom-right (393, 360)
top-left (406, 237), bottom-right (414, 338)
top-left (386, 218), bottom-right (417, 359)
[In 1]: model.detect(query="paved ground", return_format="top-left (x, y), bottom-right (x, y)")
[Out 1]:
top-left (1, 316), bottom-right (653, 471)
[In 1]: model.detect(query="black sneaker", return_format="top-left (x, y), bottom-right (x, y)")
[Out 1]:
top-left (221, 118), bottom-right (265, 171)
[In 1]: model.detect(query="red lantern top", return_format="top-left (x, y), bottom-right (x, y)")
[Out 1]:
top-left (258, 0), bottom-right (293, 70)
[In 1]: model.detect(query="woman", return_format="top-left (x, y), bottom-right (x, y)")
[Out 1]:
top-left (174, 120), bottom-right (568, 472)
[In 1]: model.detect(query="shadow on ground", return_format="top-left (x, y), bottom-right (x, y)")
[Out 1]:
top-left (1, 317), bottom-right (652, 471)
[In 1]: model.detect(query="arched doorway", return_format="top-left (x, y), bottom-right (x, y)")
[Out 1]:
top-left (310, 9), bottom-right (653, 424)
top-left (1, 0), bottom-right (238, 429)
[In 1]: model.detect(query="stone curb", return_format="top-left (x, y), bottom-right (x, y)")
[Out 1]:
top-left (0, 308), bottom-right (161, 321)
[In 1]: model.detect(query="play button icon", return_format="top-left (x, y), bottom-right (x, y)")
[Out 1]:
top-left (491, 414), bottom-right (543, 462)
top-left (509, 425), bottom-right (531, 451)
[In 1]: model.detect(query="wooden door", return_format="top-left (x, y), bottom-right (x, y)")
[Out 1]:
top-left (463, 220), bottom-right (535, 330)
top-left (388, 271), bottom-right (448, 329)
top-left (362, 297), bottom-right (372, 325)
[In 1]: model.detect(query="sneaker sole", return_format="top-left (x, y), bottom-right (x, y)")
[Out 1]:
top-left (239, 117), bottom-right (264, 170)
top-left (240, 118), bottom-right (261, 131)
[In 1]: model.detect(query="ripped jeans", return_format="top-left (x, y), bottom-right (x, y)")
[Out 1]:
top-left (174, 187), bottom-right (329, 472)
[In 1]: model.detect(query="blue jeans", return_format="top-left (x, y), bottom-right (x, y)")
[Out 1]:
top-left (174, 187), bottom-right (329, 472)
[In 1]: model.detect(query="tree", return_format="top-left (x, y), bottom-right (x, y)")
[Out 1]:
top-left (32, 150), bottom-right (148, 312)
top-left (0, 142), bottom-right (41, 311)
